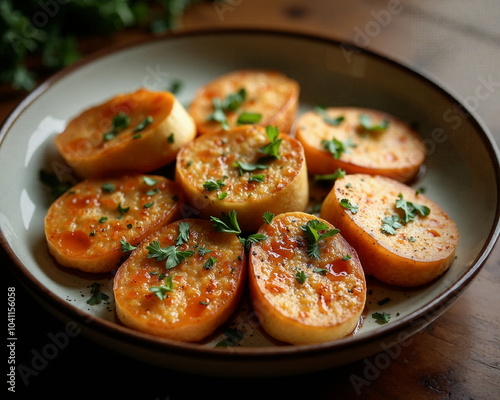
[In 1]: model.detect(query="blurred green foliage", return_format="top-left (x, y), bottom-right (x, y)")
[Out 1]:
top-left (0, 0), bottom-right (203, 91)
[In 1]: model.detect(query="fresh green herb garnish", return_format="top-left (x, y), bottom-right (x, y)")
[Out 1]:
top-left (342, 254), bottom-right (352, 261)
top-left (87, 283), bottom-right (109, 305)
top-left (169, 79), bottom-right (183, 95)
top-left (233, 160), bottom-right (269, 174)
top-left (120, 240), bottom-right (137, 253)
top-left (176, 222), bottom-right (191, 245)
top-left (98, 216), bottom-right (108, 223)
top-left (263, 211), bottom-right (275, 224)
top-left (395, 193), bottom-right (430, 223)
top-left (203, 179), bottom-right (226, 192)
top-left (217, 192), bottom-right (228, 200)
top-left (321, 137), bottom-right (356, 159)
top-left (237, 112), bottom-right (262, 125)
top-left (210, 210), bottom-right (241, 235)
top-left (315, 106), bottom-right (345, 126)
top-left (143, 201), bottom-right (154, 208)
top-left (314, 168), bottom-right (346, 182)
top-left (101, 182), bottom-right (116, 193)
top-left (116, 202), bottom-right (130, 219)
top-left (313, 267), bottom-right (328, 274)
top-left (207, 88), bottom-right (247, 130)
top-left (167, 133), bottom-right (175, 143)
top-left (295, 269), bottom-right (308, 284)
top-left (149, 276), bottom-right (174, 300)
top-left (143, 176), bottom-right (158, 186)
top-left (300, 219), bottom-right (340, 260)
top-left (197, 247), bottom-right (212, 256)
top-left (133, 116), bottom-right (153, 133)
top-left (146, 188), bottom-right (159, 196)
top-left (359, 114), bottom-right (390, 132)
top-left (240, 234), bottom-right (267, 250)
top-left (248, 174), bottom-right (265, 183)
top-left (372, 312), bottom-right (391, 324)
top-left (259, 126), bottom-right (282, 160)
top-left (146, 241), bottom-right (194, 270)
top-left (381, 214), bottom-right (403, 235)
top-left (203, 256), bottom-right (217, 270)
top-left (339, 198), bottom-right (359, 214)
top-left (103, 112), bottom-right (130, 141)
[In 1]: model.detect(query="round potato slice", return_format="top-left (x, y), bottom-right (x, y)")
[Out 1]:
top-left (188, 69), bottom-right (299, 135)
top-left (295, 107), bottom-right (425, 182)
top-left (175, 125), bottom-right (309, 232)
top-left (45, 174), bottom-right (183, 273)
top-left (249, 212), bottom-right (366, 345)
top-left (55, 88), bottom-right (196, 178)
top-left (320, 174), bottom-right (459, 287)
top-left (113, 218), bottom-right (246, 342)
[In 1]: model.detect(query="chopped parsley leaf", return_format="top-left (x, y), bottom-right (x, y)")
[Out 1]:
top-left (146, 241), bottom-right (194, 270)
top-left (203, 256), bottom-right (217, 270)
top-left (210, 210), bottom-right (241, 234)
top-left (120, 240), bottom-right (137, 253)
top-left (87, 283), bottom-right (109, 305)
top-left (176, 222), bottom-right (191, 245)
top-left (300, 219), bottom-right (339, 260)
top-left (101, 182), bottom-right (116, 193)
top-left (396, 193), bottom-right (430, 223)
top-left (248, 174), bottom-right (265, 183)
top-left (321, 137), bottom-right (356, 159)
top-left (240, 233), bottom-right (267, 250)
top-left (295, 269), bottom-right (308, 284)
top-left (339, 198), bottom-right (359, 214)
top-left (259, 126), bottom-right (282, 159)
top-left (149, 276), bottom-right (174, 300)
top-left (233, 160), bottom-right (269, 174)
top-left (237, 112), bottom-right (262, 125)
top-left (133, 116), bottom-right (153, 133)
top-left (314, 168), bottom-right (346, 182)
top-left (263, 211), bottom-right (275, 224)
top-left (381, 214), bottom-right (403, 235)
top-left (203, 179), bottom-right (226, 192)
top-left (359, 114), bottom-right (390, 132)
top-left (103, 112), bottom-right (130, 141)
top-left (372, 312), bottom-right (391, 324)
top-left (143, 176), bottom-right (158, 186)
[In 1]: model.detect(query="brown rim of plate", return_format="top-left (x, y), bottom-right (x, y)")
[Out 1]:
top-left (1, 26), bottom-right (499, 363)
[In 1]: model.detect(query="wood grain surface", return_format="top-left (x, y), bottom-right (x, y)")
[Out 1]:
top-left (2, 1), bottom-right (499, 398)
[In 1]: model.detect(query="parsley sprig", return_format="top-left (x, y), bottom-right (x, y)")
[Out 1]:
top-left (146, 240), bottom-right (194, 270)
top-left (381, 193), bottom-right (431, 235)
top-left (210, 210), bottom-right (241, 235)
top-left (359, 114), bottom-right (390, 132)
top-left (259, 126), bottom-right (282, 160)
top-left (149, 276), bottom-right (174, 300)
top-left (207, 88), bottom-right (247, 130)
top-left (87, 283), bottom-right (109, 305)
top-left (315, 106), bottom-right (345, 126)
top-left (103, 112), bottom-right (130, 141)
top-left (321, 137), bottom-right (356, 159)
top-left (300, 219), bottom-right (339, 260)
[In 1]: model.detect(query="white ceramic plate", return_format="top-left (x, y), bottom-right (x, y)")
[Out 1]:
top-left (1, 28), bottom-right (499, 377)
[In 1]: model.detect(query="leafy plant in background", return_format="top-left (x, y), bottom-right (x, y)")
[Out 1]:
top-left (0, 0), bottom-right (204, 91)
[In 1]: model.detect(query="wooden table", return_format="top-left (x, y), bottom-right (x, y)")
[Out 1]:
top-left (3, 1), bottom-right (499, 398)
